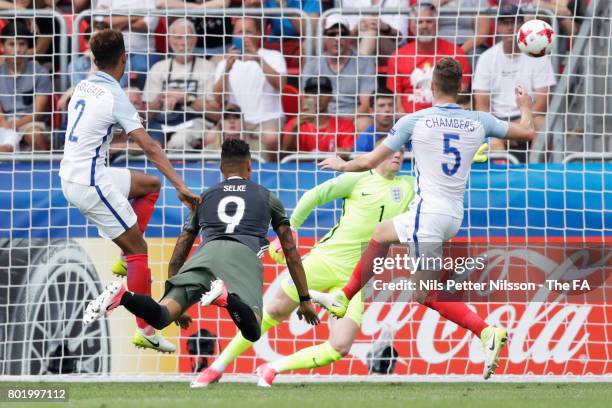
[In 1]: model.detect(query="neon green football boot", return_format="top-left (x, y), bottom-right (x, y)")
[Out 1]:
top-left (480, 326), bottom-right (508, 379)
top-left (111, 257), bottom-right (127, 277)
top-left (310, 289), bottom-right (350, 318)
top-left (132, 329), bottom-right (176, 353)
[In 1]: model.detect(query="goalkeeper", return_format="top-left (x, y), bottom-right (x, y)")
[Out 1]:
top-left (193, 142), bottom-right (489, 387)
top-left (190, 144), bottom-right (413, 387)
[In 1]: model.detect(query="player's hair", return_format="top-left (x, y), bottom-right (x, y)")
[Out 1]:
top-left (90, 29), bottom-right (125, 70)
top-left (1, 20), bottom-right (31, 45)
top-left (432, 57), bottom-right (462, 97)
top-left (221, 139), bottom-right (251, 166)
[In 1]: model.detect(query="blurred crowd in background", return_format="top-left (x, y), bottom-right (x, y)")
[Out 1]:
top-left (0, 0), bottom-right (589, 162)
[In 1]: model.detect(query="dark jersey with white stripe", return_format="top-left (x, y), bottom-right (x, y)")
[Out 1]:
top-left (184, 177), bottom-right (289, 256)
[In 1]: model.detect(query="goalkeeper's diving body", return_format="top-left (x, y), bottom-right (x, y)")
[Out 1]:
top-left (194, 144), bottom-right (416, 387)
top-left (316, 57), bottom-right (537, 380)
top-left (84, 140), bottom-right (319, 386)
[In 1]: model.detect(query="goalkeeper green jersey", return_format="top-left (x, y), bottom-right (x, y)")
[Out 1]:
top-left (290, 170), bottom-right (415, 274)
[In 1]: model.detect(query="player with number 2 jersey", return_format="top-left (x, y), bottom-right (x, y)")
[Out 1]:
top-left (64, 29), bottom-right (199, 353)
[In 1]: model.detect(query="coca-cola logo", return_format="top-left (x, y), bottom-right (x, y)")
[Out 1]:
top-left (367, 243), bottom-right (610, 303)
top-left (253, 244), bottom-right (607, 372)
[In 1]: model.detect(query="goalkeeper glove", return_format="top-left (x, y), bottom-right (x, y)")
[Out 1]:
top-left (268, 227), bottom-right (298, 265)
top-left (472, 143), bottom-right (489, 163)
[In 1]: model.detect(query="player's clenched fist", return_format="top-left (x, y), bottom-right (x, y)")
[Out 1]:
top-left (174, 313), bottom-right (192, 329)
top-left (515, 86), bottom-right (533, 111)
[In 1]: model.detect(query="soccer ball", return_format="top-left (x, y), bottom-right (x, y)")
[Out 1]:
top-left (517, 19), bottom-right (554, 57)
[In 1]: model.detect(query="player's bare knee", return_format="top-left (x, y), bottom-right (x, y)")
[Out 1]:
top-left (148, 175), bottom-right (161, 193)
top-left (265, 290), bottom-right (297, 321)
top-left (137, 239), bottom-right (148, 254)
top-left (120, 229), bottom-right (148, 255)
top-left (261, 132), bottom-right (279, 150)
top-left (130, 235), bottom-right (148, 254)
top-left (329, 338), bottom-right (351, 356)
top-left (261, 132), bottom-right (280, 162)
top-left (264, 302), bottom-right (290, 322)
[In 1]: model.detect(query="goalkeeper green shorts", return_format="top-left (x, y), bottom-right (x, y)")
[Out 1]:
top-left (281, 253), bottom-right (364, 326)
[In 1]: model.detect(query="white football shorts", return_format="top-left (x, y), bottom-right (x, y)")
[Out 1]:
top-left (61, 167), bottom-right (135, 240)
top-left (392, 203), bottom-right (462, 260)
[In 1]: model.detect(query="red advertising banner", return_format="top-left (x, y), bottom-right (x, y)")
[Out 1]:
top-left (177, 238), bottom-right (611, 376)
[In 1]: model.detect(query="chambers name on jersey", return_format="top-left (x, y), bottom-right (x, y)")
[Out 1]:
top-left (383, 103), bottom-right (508, 220)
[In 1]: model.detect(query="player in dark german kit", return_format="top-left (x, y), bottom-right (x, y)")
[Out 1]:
top-left (84, 140), bottom-right (320, 374)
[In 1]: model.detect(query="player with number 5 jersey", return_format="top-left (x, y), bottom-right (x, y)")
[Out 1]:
top-left (315, 58), bottom-right (538, 380)
top-left (61, 29), bottom-right (200, 353)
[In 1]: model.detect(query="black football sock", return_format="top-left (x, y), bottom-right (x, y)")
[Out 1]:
top-left (120, 292), bottom-right (171, 330)
top-left (226, 293), bottom-right (261, 342)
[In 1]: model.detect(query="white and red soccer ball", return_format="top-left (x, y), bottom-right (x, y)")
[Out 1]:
top-left (517, 19), bottom-right (554, 57)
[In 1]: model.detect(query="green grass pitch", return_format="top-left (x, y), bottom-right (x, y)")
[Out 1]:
top-left (2, 382), bottom-right (611, 408)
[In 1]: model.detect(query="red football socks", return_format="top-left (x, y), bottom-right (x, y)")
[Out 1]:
top-left (423, 297), bottom-right (488, 337)
top-left (126, 253), bottom-right (153, 332)
top-left (131, 191), bottom-right (159, 233)
top-left (342, 239), bottom-right (390, 299)
top-left (127, 191), bottom-right (158, 333)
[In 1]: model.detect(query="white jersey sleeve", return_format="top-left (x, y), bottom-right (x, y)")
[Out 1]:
top-left (382, 109), bottom-right (432, 152)
top-left (110, 86), bottom-right (143, 134)
top-left (477, 111), bottom-right (509, 139)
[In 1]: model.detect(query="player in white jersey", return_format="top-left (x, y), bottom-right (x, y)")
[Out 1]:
top-left (314, 58), bottom-right (537, 379)
top-left (60, 29), bottom-right (200, 353)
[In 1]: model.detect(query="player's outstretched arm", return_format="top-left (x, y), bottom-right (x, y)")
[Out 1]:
top-left (167, 211), bottom-right (200, 328)
top-left (168, 231), bottom-right (197, 329)
top-left (168, 208), bottom-right (200, 278)
top-left (129, 128), bottom-right (200, 209)
top-left (290, 173), bottom-right (362, 229)
top-left (318, 143), bottom-right (395, 173)
top-left (505, 86), bottom-right (538, 142)
top-left (275, 223), bottom-right (320, 325)
top-left (168, 229), bottom-right (198, 279)
top-left (269, 173), bottom-right (362, 264)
